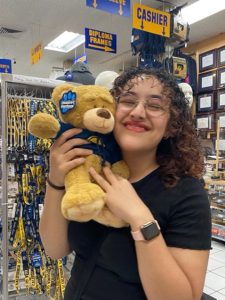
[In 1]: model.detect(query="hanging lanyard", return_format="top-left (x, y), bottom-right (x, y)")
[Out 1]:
top-left (7, 93), bottom-right (68, 298)
top-left (21, 249), bottom-right (30, 295)
top-left (57, 259), bottom-right (66, 297)
top-left (14, 248), bottom-right (22, 293)
top-left (45, 254), bottom-right (53, 297)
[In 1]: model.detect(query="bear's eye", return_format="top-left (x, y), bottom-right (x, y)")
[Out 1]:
top-left (102, 105), bottom-right (105, 108)
top-left (93, 105), bottom-right (97, 108)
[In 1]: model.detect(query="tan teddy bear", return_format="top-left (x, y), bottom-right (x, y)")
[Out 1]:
top-left (28, 83), bottom-right (129, 228)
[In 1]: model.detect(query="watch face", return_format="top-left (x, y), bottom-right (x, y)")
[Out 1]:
top-left (141, 222), bottom-right (160, 240)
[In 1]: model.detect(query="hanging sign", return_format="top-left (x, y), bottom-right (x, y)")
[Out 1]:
top-left (86, 0), bottom-right (130, 17)
top-left (85, 28), bottom-right (116, 53)
top-left (133, 3), bottom-right (170, 38)
top-left (31, 41), bottom-right (43, 65)
top-left (73, 53), bottom-right (88, 64)
top-left (0, 58), bottom-right (12, 73)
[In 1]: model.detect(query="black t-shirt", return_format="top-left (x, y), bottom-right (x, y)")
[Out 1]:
top-left (66, 168), bottom-right (211, 300)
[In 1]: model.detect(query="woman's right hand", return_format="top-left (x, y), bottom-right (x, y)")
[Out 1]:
top-left (48, 128), bottom-right (93, 186)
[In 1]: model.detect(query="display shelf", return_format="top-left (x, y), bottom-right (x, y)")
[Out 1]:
top-left (0, 73), bottom-right (67, 300)
top-left (205, 179), bottom-right (225, 185)
top-left (212, 223), bottom-right (225, 241)
top-left (205, 159), bottom-right (225, 164)
top-left (206, 161), bottom-right (225, 242)
top-left (205, 179), bottom-right (225, 190)
top-left (212, 219), bottom-right (225, 226)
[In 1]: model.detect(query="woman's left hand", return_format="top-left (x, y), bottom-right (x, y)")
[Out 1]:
top-left (89, 166), bottom-right (151, 227)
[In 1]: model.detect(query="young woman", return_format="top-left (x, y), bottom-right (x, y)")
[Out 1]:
top-left (39, 68), bottom-right (211, 300)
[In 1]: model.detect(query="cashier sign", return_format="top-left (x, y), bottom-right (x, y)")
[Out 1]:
top-left (133, 3), bottom-right (170, 38)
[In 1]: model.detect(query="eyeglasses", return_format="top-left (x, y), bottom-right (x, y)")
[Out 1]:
top-left (116, 93), bottom-right (169, 117)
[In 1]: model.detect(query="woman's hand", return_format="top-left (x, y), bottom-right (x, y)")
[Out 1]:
top-left (89, 166), bottom-right (152, 227)
top-left (48, 128), bottom-right (93, 186)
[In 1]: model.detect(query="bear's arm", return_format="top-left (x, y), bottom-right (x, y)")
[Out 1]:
top-left (28, 113), bottom-right (60, 138)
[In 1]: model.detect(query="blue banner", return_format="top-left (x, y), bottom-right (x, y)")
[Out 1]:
top-left (73, 53), bottom-right (88, 64)
top-left (86, 0), bottom-right (130, 17)
top-left (85, 28), bottom-right (117, 53)
top-left (0, 59), bottom-right (12, 73)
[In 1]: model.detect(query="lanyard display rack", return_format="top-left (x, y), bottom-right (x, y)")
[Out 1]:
top-left (0, 73), bottom-right (67, 300)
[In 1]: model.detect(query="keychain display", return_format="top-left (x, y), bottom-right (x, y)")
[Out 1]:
top-left (5, 90), bottom-right (67, 299)
top-left (7, 96), bottom-right (58, 157)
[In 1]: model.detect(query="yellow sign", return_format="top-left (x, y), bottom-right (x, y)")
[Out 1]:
top-left (31, 41), bottom-right (43, 65)
top-left (133, 3), bottom-right (170, 38)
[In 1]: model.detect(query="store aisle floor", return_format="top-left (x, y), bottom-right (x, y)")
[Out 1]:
top-left (204, 240), bottom-right (225, 300)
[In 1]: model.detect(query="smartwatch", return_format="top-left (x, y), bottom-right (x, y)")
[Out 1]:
top-left (131, 220), bottom-right (160, 241)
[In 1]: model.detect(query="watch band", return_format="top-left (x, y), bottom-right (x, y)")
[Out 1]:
top-left (131, 220), bottom-right (160, 241)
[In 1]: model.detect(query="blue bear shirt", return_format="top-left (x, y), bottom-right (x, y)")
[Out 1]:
top-left (56, 123), bottom-right (122, 165)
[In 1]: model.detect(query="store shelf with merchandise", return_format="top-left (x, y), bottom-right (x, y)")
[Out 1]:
top-left (0, 73), bottom-right (74, 300)
top-left (207, 183), bottom-right (225, 242)
top-left (200, 118), bottom-right (225, 242)
top-left (204, 151), bottom-right (225, 243)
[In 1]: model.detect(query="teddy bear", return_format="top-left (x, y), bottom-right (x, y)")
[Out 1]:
top-left (28, 83), bottom-right (129, 228)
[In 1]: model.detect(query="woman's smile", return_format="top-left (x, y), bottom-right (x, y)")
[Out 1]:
top-left (124, 121), bottom-right (149, 132)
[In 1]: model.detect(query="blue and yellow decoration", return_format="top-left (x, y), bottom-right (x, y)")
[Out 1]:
top-left (74, 53), bottom-right (88, 64)
top-left (86, 0), bottom-right (130, 17)
top-left (0, 58), bottom-right (12, 73)
top-left (85, 27), bottom-right (117, 53)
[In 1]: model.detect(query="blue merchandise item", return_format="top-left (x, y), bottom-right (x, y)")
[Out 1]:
top-left (131, 29), bottom-right (166, 56)
top-left (65, 71), bottom-right (73, 81)
top-left (131, 28), bottom-right (148, 56)
top-left (56, 123), bottom-right (122, 164)
top-left (131, 28), bottom-right (166, 68)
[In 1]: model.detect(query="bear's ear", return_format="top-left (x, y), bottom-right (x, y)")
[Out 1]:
top-left (100, 93), bottom-right (114, 104)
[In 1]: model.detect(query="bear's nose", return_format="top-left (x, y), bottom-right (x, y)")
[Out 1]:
top-left (97, 109), bottom-right (111, 119)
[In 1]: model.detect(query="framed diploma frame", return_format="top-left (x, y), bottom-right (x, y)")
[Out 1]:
top-left (197, 93), bottom-right (214, 112)
top-left (217, 46), bottom-right (225, 67)
top-left (217, 89), bottom-right (225, 109)
top-left (217, 68), bottom-right (225, 89)
top-left (198, 71), bottom-right (216, 92)
top-left (196, 114), bottom-right (214, 131)
top-left (199, 49), bottom-right (216, 72)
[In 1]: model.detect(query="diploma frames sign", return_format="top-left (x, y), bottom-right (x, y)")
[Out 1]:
top-left (199, 49), bottom-right (217, 73)
top-left (217, 67), bottom-right (225, 89)
top-left (198, 71), bottom-right (217, 93)
top-left (196, 114), bottom-right (214, 131)
top-left (217, 46), bottom-right (225, 67)
top-left (197, 93), bottom-right (214, 113)
top-left (217, 89), bottom-right (225, 109)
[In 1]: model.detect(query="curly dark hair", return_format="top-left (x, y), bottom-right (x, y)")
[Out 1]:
top-left (111, 67), bottom-right (204, 188)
